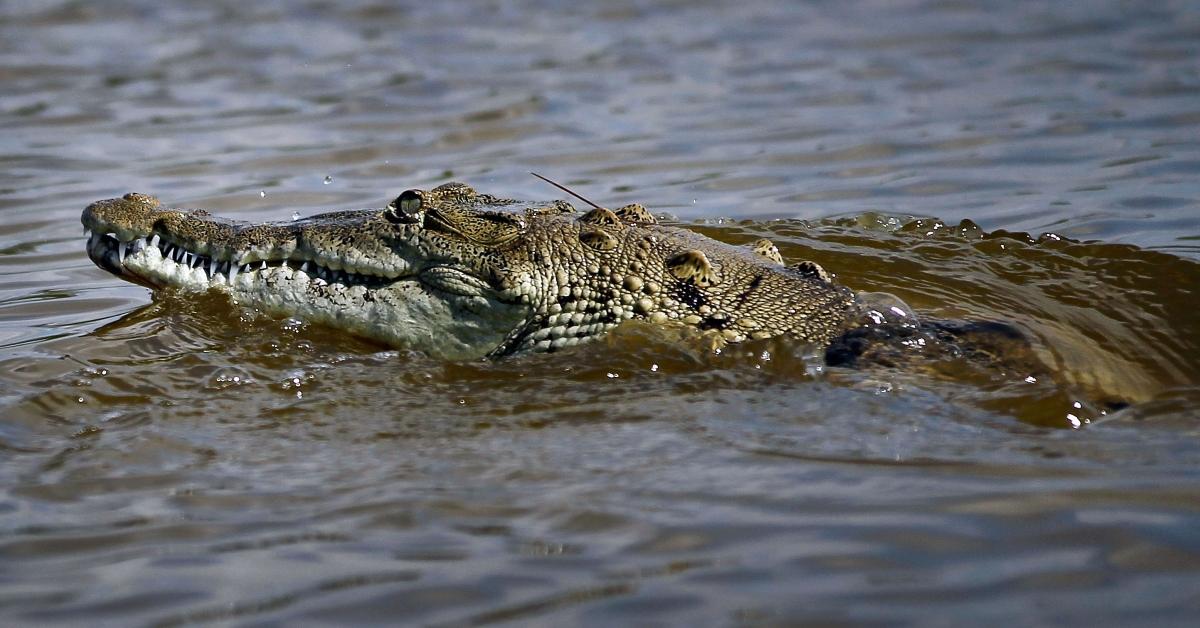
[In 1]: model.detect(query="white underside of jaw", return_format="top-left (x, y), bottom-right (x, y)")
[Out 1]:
top-left (117, 242), bottom-right (526, 359)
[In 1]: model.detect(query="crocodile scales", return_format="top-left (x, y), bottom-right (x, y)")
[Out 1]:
top-left (81, 181), bottom-right (865, 359)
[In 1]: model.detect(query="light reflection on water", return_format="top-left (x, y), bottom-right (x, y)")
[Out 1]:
top-left (1, 0), bottom-right (1199, 625)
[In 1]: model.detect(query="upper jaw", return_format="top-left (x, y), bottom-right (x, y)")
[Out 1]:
top-left (83, 227), bottom-right (406, 290)
top-left (81, 194), bottom-right (424, 286)
top-left (80, 194), bottom-right (513, 299)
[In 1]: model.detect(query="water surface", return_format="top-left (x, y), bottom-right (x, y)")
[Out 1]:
top-left (2, 1), bottom-right (1200, 625)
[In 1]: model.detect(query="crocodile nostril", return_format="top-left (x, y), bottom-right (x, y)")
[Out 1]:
top-left (385, 190), bottom-right (424, 224)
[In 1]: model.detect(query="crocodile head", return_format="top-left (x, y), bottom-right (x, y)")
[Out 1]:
top-left (83, 182), bottom-right (856, 359)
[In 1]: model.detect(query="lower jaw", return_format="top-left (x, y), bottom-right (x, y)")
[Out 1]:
top-left (89, 236), bottom-right (389, 294)
top-left (91, 244), bottom-right (525, 359)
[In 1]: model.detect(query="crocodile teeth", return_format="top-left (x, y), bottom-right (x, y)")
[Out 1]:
top-left (229, 263), bottom-right (240, 283)
top-left (124, 240), bottom-right (144, 264)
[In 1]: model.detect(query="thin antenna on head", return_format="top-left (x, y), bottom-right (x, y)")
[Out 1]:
top-left (530, 172), bottom-right (606, 210)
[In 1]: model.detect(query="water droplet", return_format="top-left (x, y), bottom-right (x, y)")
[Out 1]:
top-left (259, 190), bottom-right (267, 198)
top-left (650, 363), bottom-right (659, 372)
top-left (291, 211), bottom-right (301, 221)
top-left (323, 175), bottom-right (333, 185)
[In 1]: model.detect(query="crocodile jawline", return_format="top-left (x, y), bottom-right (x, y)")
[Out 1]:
top-left (85, 229), bottom-right (398, 290)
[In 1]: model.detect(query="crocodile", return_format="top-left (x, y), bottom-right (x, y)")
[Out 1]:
top-left (81, 181), bottom-right (869, 360)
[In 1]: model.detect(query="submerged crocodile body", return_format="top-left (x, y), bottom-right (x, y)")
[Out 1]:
top-left (81, 182), bottom-right (866, 359)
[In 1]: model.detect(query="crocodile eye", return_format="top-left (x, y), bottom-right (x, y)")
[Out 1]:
top-left (385, 190), bottom-right (424, 224)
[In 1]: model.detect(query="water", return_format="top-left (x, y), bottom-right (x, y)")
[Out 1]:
top-left (3, 0), bottom-right (1200, 625)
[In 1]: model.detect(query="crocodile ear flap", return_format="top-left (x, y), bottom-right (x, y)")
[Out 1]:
top-left (613, 203), bottom-right (656, 225)
top-left (750, 238), bottom-right (785, 265)
top-left (667, 249), bottom-right (721, 287)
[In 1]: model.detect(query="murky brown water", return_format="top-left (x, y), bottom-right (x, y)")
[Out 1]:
top-left (3, 1), bottom-right (1200, 625)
